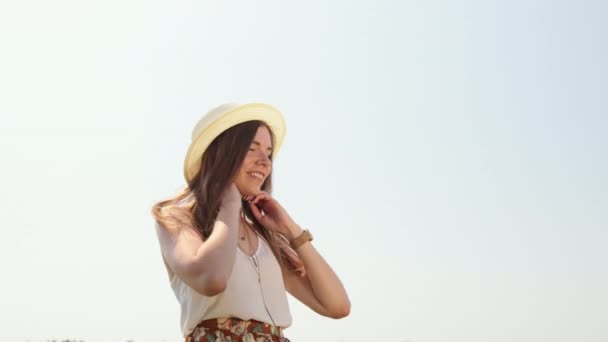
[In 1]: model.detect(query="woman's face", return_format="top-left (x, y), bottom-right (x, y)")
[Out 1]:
top-left (234, 125), bottom-right (273, 196)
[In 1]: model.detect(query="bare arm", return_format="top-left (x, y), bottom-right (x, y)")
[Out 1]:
top-left (192, 200), bottom-right (241, 292)
top-left (155, 186), bottom-right (242, 296)
top-left (283, 224), bottom-right (351, 318)
top-left (244, 191), bottom-right (351, 318)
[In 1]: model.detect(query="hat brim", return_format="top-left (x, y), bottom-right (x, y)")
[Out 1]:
top-left (183, 103), bottom-right (286, 183)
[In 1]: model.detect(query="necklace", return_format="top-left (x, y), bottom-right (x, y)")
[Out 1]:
top-left (240, 212), bottom-right (260, 268)
top-left (239, 208), bottom-right (248, 241)
top-left (239, 210), bottom-right (276, 326)
top-left (239, 210), bottom-right (257, 259)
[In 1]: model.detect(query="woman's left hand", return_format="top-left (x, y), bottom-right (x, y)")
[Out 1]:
top-left (244, 191), bottom-right (297, 237)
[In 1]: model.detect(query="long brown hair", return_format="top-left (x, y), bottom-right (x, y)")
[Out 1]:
top-left (151, 120), bottom-right (305, 276)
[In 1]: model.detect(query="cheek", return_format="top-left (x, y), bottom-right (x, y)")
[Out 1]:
top-left (240, 155), bottom-right (254, 168)
top-left (236, 167), bottom-right (253, 182)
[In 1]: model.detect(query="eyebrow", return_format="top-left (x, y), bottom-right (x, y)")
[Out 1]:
top-left (251, 141), bottom-right (273, 152)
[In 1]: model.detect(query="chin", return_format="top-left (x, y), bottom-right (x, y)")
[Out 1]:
top-left (236, 184), bottom-right (254, 196)
top-left (247, 186), bottom-right (261, 195)
top-left (236, 178), bottom-right (263, 196)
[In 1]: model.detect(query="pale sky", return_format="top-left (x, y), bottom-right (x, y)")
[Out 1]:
top-left (1, 1), bottom-right (607, 341)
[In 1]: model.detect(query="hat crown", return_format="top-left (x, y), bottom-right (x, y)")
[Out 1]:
top-left (191, 102), bottom-right (241, 141)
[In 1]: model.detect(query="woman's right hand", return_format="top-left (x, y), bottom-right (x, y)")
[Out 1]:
top-left (221, 182), bottom-right (243, 208)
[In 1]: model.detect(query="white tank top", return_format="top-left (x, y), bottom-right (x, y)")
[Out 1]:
top-left (169, 233), bottom-right (293, 337)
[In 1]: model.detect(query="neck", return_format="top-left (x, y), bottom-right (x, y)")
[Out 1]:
top-left (239, 214), bottom-right (252, 238)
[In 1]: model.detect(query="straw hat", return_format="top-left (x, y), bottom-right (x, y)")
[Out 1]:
top-left (183, 102), bottom-right (287, 182)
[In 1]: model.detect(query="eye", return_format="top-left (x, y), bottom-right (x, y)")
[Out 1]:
top-left (250, 149), bottom-right (272, 160)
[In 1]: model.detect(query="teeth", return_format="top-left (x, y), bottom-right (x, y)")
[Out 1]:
top-left (248, 172), bottom-right (264, 179)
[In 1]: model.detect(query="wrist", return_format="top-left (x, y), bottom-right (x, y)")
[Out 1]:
top-left (289, 228), bottom-right (313, 250)
top-left (285, 224), bottom-right (304, 241)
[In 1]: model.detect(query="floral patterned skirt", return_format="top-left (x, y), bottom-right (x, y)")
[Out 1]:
top-left (185, 317), bottom-right (291, 342)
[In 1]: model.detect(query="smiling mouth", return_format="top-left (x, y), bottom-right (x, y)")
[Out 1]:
top-left (247, 172), bottom-right (264, 181)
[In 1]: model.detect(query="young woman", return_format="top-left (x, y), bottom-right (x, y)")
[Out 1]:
top-left (151, 103), bottom-right (350, 342)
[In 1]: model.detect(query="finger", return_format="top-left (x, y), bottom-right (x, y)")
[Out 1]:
top-left (252, 195), bottom-right (263, 205)
top-left (252, 193), bottom-right (270, 205)
top-left (250, 202), bottom-right (263, 221)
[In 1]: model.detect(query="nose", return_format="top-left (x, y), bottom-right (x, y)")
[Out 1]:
top-left (257, 152), bottom-right (272, 167)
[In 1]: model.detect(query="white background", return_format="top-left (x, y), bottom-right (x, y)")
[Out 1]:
top-left (1, 1), bottom-right (606, 341)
